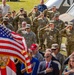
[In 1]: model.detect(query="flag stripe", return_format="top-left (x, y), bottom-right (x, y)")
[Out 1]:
top-left (0, 38), bottom-right (23, 49)
top-left (7, 59), bottom-right (16, 73)
top-left (1, 68), bottom-right (7, 75)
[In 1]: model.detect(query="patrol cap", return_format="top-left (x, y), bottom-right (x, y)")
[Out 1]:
top-left (25, 24), bottom-right (31, 29)
top-left (34, 6), bottom-right (38, 9)
top-left (20, 8), bottom-right (24, 11)
top-left (3, 17), bottom-right (9, 22)
top-left (49, 20), bottom-right (54, 24)
top-left (54, 13), bottom-right (59, 17)
top-left (30, 44), bottom-right (38, 51)
top-left (7, 11), bottom-right (11, 14)
top-left (51, 43), bottom-right (59, 50)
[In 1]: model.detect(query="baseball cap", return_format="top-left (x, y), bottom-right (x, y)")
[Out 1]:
top-left (30, 44), bottom-right (38, 51)
top-left (25, 24), bottom-right (31, 29)
top-left (51, 43), bottom-right (59, 50)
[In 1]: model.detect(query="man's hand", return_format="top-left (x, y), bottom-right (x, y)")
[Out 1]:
top-left (46, 67), bottom-right (53, 73)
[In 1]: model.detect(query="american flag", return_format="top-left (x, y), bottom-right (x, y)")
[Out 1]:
top-left (0, 25), bottom-right (32, 73)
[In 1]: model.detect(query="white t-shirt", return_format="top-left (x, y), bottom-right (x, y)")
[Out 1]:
top-left (0, 4), bottom-right (10, 16)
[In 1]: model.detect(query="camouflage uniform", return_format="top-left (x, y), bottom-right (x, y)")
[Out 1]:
top-left (17, 24), bottom-right (37, 48)
top-left (28, 6), bottom-right (40, 38)
top-left (14, 11), bottom-right (31, 29)
top-left (2, 17), bottom-right (14, 31)
top-left (54, 20), bottom-right (65, 31)
top-left (28, 6), bottom-right (40, 21)
top-left (60, 25), bottom-right (74, 56)
top-left (44, 27), bottom-right (59, 48)
top-left (34, 15), bottom-right (49, 48)
top-left (43, 9), bottom-right (60, 20)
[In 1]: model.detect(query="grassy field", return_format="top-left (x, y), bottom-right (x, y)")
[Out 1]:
top-left (0, 0), bottom-right (46, 13)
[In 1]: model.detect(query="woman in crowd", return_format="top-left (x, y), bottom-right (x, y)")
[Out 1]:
top-left (63, 55), bottom-right (74, 75)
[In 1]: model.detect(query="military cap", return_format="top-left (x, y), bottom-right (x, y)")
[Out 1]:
top-left (20, 8), bottom-right (24, 11)
top-left (34, 6), bottom-right (38, 9)
top-left (7, 11), bottom-right (11, 14)
top-left (54, 13), bottom-right (60, 17)
top-left (51, 43), bottom-right (59, 50)
top-left (22, 10), bottom-right (27, 15)
top-left (49, 20), bottom-right (54, 24)
top-left (3, 17), bottom-right (9, 22)
top-left (25, 24), bottom-right (31, 29)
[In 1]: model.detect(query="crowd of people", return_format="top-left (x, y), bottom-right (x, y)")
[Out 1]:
top-left (0, 0), bottom-right (74, 75)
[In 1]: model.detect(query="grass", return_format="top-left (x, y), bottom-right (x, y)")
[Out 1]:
top-left (0, 0), bottom-right (46, 13)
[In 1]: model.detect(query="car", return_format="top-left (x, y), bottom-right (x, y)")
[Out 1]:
top-left (59, 3), bottom-right (74, 23)
top-left (45, 0), bottom-right (74, 14)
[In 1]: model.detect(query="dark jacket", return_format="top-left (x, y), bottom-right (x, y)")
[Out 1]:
top-left (37, 61), bottom-right (59, 75)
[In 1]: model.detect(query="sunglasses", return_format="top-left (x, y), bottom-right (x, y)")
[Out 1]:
top-left (70, 60), bottom-right (74, 62)
top-left (51, 49), bottom-right (56, 50)
top-left (44, 55), bottom-right (51, 58)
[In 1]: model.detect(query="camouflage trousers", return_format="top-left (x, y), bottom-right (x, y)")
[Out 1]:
top-left (66, 42), bottom-right (74, 56)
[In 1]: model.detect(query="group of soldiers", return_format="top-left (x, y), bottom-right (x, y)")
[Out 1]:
top-left (0, 0), bottom-right (74, 57)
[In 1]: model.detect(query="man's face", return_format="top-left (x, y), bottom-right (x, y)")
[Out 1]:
top-left (22, 22), bottom-right (26, 28)
top-left (40, 0), bottom-right (44, 5)
top-left (50, 23), bottom-right (54, 29)
top-left (2, 0), bottom-right (6, 5)
top-left (44, 52), bottom-right (52, 62)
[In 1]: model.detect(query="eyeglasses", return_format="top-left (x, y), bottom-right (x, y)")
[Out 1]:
top-left (26, 28), bottom-right (30, 29)
top-left (44, 56), bottom-right (50, 58)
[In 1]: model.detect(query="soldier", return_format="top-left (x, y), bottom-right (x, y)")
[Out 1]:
top-left (43, 5), bottom-right (60, 20)
top-left (2, 17), bottom-right (14, 31)
top-left (33, 12), bottom-right (49, 49)
top-left (53, 13), bottom-right (65, 31)
top-left (17, 21), bottom-right (26, 35)
top-left (41, 20), bottom-right (60, 48)
top-left (5, 11), bottom-right (14, 25)
top-left (28, 6), bottom-right (40, 22)
top-left (60, 22), bottom-right (74, 56)
top-left (18, 24), bottom-right (37, 48)
top-left (51, 43), bottom-right (66, 73)
top-left (14, 10), bottom-right (31, 29)
top-left (28, 6), bottom-right (40, 36)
